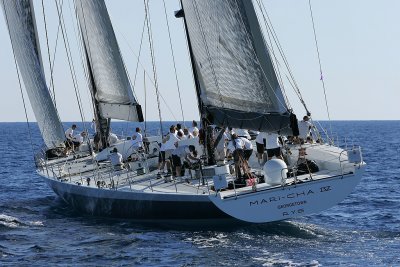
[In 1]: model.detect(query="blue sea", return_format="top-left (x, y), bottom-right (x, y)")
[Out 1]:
top-left (0, 121), bottom-right (399, 266)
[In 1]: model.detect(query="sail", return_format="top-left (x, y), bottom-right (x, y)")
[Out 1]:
top-left (75, 0), bottom-right (143, 122)
top-left (181, 0), bottom-right (293, 133)
top-left (1, 0), bottom-right (66, 148)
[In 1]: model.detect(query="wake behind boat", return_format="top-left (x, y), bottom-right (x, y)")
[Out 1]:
top-left (2, 0), bottom-right (365, 224)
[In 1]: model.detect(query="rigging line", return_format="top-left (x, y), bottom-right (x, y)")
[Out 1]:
top-left (116, 28), bottom-right (178, 121)
top-left (258, 0), bottom-right (302, 93)
top-left (132, 17), bottom-right (146, 89)
top-left (144, 0), bottom-right (163, 135)
top-left (68, 0), bottom-right (95, 119)
top-left (255, 0), bottom-right (291, 110)
top-left (41, 0), bottom-right (57, 107)
top-left (55, 0), bottom-right (86, 124)
top-left (3, 5), bottom-right (35, 156)
top-left (61, 0), bottom-right (87, 124)
top-left (144, 70), bottom-right (147, 136)
top-left (308, 0), bottom-right (332, 134)
top-left (232, 0), bottom-right (288, 113)
top-left (258, 0), bottom-right (310, 114)
top-left (162, 0), bottom-right (185, 125)
top-left (48, 0), bottom-right (63, 100)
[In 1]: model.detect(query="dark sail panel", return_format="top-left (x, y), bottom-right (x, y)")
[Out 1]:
top-left (181, 0), bottom-right (293, 133)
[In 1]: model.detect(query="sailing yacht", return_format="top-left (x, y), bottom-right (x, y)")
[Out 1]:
top-left (1, 0), bottom-right (365, 224)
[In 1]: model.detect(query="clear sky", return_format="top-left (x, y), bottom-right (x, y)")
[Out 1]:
top-left (0, 0), bottom-right (399, 122)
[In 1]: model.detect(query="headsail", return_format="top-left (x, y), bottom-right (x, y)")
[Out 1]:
top-left (75, 0), bottom-right (143, 122)
top-left (181, 0), bottom-right (294, 133)
top-left (1, 0), bottom-right (66, 148)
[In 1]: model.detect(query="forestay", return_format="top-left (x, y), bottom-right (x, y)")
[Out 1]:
top-left (181, 0), bottom-right (294, 133)
top-left (75, 0), bottom-right (143, 122)
top-left (1, 0), bottom-right (66, 148)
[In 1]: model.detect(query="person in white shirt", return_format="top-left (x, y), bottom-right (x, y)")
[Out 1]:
top-left (233, 128), bottom-right (251, 140)
top-left (108, 131), bottom-right (118, 145)
top-left (188, 120), bottom-right (199, 135)
top-left (227, 133), bottom-right (245, 179)
top-left (109, 147), bottom-right (123, 170)
top-left (265, 132), bottom-right (283, 161)
top-left (64, 124), bottom-right (77, 152)
top-left (183, 128), bottom-right (193, 139)
top-left (158, 126), bottom-right (180, 177)
top-left (65, 124), bottom-right (76, 141)
top-left (132, 127), bottom-right (143, 150)
top-left (241, 137), bottom-right (253, 161)
top-left (72, 131), bottom-right (87, 148)
top-left (171, 143), bottom-right (189, 179)
top-left (176, 123), bottom-right (184, 136)
top-left (297, 115), bottom-right (313, 142)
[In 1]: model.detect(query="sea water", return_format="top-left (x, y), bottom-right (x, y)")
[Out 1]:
top-left (0, 121), bottom-right (399, 266)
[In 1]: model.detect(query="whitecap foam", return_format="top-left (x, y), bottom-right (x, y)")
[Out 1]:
top-left (0, 214), bottom-right (22, 228)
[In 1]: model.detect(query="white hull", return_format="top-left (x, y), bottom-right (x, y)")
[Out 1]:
top-left (210, 166), bottom-right (364, 223)
top-left (37, 143), bottom-right (365, 223)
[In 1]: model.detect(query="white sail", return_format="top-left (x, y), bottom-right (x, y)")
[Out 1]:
top-left (1, 0), bottom-right (65, 148)
top-left (75, 0), bottom-right (143, 122)
top-left (181, 0), bottom-right (293, 133)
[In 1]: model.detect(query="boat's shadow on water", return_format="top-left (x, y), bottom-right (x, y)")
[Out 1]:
top-left (40, 197), bottom-right (323, 239)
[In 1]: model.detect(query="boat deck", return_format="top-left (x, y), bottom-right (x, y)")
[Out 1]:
top-left (39, 153), bottom-right (354, 198)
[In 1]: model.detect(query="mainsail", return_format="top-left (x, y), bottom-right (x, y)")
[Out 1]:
top-left (181, 0), bottom-right (294, 133)
top-left (1, 0), bottom-right (66, 148)
top-left (75, 0), bottom-right (143, 122)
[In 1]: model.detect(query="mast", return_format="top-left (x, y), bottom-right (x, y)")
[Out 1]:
top-left (175, 5), bottom-right (215, 165)
top-left (75, 0), bottom-right (144, 149)
top-left (82, 42), bottom-right (110, 149)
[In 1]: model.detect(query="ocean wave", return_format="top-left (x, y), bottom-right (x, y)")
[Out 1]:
top-left (0, 214), bottom-right (44, 229)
